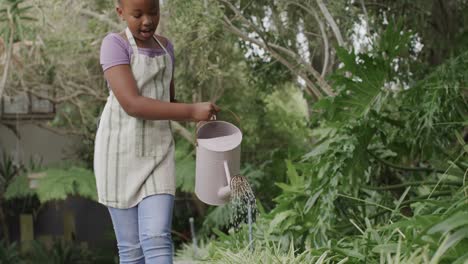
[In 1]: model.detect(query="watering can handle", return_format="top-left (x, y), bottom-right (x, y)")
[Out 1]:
top-left (194, 108), bottom-right (241, 146)
top-left (222, 108), bottom-right (241, 129)
top-left (194, 115), bottom-right (216, 146)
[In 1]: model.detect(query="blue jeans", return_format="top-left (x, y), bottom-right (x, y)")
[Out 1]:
top-left (108, 194), bottom-right (174, 264)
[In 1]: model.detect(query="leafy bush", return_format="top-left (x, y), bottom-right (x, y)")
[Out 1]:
top-left (208, 241), bottom-right (346, 264)
top-left (23, 240), bottom-right (95, 264)
top-left (5, 163), bottom-right (97, 203)
top-left (0, 240), bottom-right (23, 264)
top-left (189, 21), bottom-right (468, 263)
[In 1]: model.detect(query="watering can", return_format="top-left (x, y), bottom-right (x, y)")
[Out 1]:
top-left (195, 114), bottom-right (242, 206)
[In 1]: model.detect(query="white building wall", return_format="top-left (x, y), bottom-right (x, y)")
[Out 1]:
top-left (0, 123), bottom-right (79, 166)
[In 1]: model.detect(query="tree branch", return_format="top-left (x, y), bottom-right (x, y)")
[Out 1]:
top-left (78, 9), bottom-right (122, 31)
top-left (220, 0), bottom-right (335, 97)
top-left (171, 121), bottom-right (195, 145)
top-left (28, 89), bottom-right (85, 104)
top-left (359, 0), bottom-right (371, 36)
top-left (0, 9), bottom-right (15, 99)
top-left (268, 41), bottom-right (334, 96)
top-left (36, 122), bottom-right (85, 137)
top-left (313, 10), bottom-right (330, 77)
top-left (316, 0), bottom-right (345, 47)
top-left (222, 15), bottom-right (322, 99)
top-left (285, 1), bottom-right (332, 79)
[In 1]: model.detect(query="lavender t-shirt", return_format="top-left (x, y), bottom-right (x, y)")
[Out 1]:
top-left (100, 33), bottom-right (175, 73)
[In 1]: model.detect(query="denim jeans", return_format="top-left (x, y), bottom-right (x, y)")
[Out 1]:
top-left (108, 194), bottom-right (174, 264)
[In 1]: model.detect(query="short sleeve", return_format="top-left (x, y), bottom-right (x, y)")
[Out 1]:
top-left (100, 33), bottom-right (130, 72)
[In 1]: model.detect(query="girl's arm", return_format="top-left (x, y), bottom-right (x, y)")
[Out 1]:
top-left (104, 64), bottom-right (217, 121)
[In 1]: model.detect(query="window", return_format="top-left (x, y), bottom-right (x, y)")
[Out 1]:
top-left (1, 91), bottom-right (55, 120)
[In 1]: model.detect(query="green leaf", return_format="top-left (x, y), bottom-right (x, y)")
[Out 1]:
top-left (175, 143), bottom-right (196, 193)
top-left (333, 247), bottom-right (365, 260)
top-left (17, 15), bottom-right (36, 21)
top-left (428, 211), bottom-right (468, 235)
top-left (35, 166), bottom-right (97, 203)
top-left (304, 189), bottom-right (322, 214)
top-left (302, 139), bottom-right (331, 160)
top-left (212, 228), bottom-right (230, 240)
top-left (453, 252), bottom-right (468, 264)
top-left (285, 160), bottom-right (300, 185)
top-left (275, 182), bottom-right (299, 193)
top-left (431, 227), bottom-right (468, 264)
top-left (4, 173), bottom-right (36, 200)
top-left (372, 243), bottom-right (398, 254)
top-left (203, 205), bottom-right (232, 230)
top-left (268, 210), bottom-right (295, 234)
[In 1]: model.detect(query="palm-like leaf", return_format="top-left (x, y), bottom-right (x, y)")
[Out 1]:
top-left (5, 165), bottom-right (97, 203)
top-left (317, 22), bottom-right (412, 122)
top-left (35, 167), bottom-right (97, 203)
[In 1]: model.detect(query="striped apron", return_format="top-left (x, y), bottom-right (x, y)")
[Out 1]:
top-left (94, 28), bottom-right (175, 209)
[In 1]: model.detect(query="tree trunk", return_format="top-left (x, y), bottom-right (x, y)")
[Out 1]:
top-left (0, 26), bottom-right (14, 99)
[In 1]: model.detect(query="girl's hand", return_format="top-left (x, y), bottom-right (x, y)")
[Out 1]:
top-left (191, 102), bottom-right (220, 121)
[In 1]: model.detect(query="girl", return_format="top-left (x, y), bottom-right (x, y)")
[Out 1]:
top-left (94, 0), bottom-right (219, 263)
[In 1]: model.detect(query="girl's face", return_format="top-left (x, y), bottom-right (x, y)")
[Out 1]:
top-left (117, 0), bottom-right (160, 43)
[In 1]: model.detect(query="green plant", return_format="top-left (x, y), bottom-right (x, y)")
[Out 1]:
top-left (34, 166), bottom-right (97, 203)
top-left (0, 240), bottom-right (23, 264)
top-left (24, 240), bottom-right (95, 264)
top-left (0, 150), bottom-right (21, 244)
top-left (209, 242), bottom-right (343, 264)
top-left (5, 163), bottom-right (97, 203)
top-left (175, 240), bottom-right (211, 262)
top-left (178, 238), bottom-right (349, 264)
top-left (0, 150), bottom-right (19, 193)
top-left (175, 139), bottom-right (196, 193)
top-left (207, 20), bottom-right (468, 261)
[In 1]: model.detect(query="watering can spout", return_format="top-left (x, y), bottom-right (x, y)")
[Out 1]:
top-left (217, 161), bottom-right (232, 200)
top-left (217, 185), bottom-right (231, 200)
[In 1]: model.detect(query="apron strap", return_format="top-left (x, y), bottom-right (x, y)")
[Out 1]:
top-left (153, 35), bottom-right (169, 55)
top-left (125, 27), bottom-right (139, 55)
top-left (125, 27), bottom-right (170, 56)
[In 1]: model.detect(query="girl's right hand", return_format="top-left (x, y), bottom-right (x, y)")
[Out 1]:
top-left (191, 102), bottom-right (220, 121)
